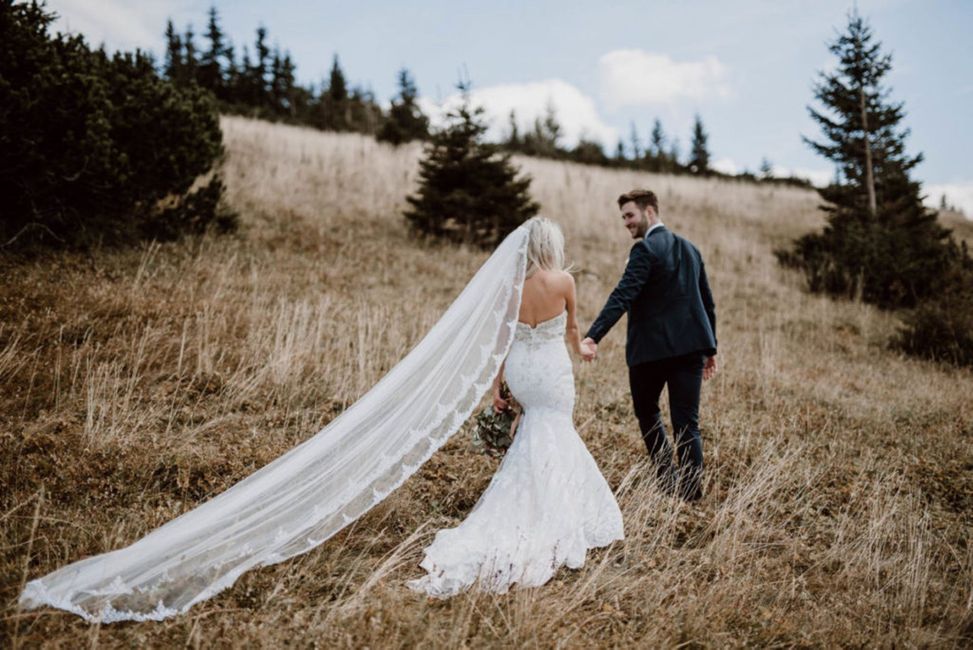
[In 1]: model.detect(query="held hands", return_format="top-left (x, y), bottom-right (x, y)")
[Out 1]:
top-left (703, 354), bottom-right (718, 380)
top-left (492, 389), bottom-right (510, 412)
top-left (580, 337), bottom-right (598, 362)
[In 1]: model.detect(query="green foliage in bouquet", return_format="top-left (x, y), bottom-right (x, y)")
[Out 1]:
top-left (471, 383), bottom-right (519, 457)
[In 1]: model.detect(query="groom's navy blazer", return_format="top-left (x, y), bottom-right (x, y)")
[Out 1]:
top-left (586, 226), bottom-right (717, 367)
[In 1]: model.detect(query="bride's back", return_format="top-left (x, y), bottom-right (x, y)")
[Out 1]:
top-left (519, 269), bottom-right (569, 326)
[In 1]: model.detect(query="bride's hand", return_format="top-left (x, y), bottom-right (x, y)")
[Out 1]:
top-left (493, 391), bottom-right (509, 412)
top-left (580, 338), bottom-right (597, 362)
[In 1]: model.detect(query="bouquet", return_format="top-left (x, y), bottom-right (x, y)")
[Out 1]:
top-left (471, 382), bottom-right (520, 457)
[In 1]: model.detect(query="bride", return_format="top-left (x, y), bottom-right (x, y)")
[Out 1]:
top-left (408, 218), bottom-right (623, 596)
top-left (19, 216), bottom-right (622, 622)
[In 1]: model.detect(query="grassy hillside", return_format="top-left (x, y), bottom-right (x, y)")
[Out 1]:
top-left (2, 116), bottom-right (971, 647)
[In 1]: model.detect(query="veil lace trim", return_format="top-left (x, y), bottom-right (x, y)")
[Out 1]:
top-left (19, 226), bottom-right (530, 623)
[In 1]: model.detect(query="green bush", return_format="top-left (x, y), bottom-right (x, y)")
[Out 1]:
top-left (896, 263), bottom-right (973, 368)
top-left (0, 1), bottom-right (228, 250)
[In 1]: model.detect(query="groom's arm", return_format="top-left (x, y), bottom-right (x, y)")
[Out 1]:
top-left (585, 243), bottom-right (652, 343)
top-left (698, 258), bottom-right (717, 345)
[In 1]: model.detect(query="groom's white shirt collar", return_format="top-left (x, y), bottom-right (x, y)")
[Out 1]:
top-left (644, 222), bottom-right (665, 238)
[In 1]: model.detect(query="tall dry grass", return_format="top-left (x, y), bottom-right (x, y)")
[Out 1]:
top-left (1, 115), bottom-right (971, 648)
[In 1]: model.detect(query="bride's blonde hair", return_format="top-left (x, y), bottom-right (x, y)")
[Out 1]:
top-left (524, 216), bottom-right (566, 278)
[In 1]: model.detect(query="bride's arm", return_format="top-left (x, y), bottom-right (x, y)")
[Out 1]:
top-left (492, 360), bottom-right (509, 411)
top-left (563, 272), bottom-right (582, 356)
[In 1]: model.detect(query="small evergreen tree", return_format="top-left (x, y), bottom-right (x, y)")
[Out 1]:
top-left (649, 118), bottom-right (667, 171)
top-left (613, 139), bottom-right (626, 165)
top-left (504, 109), bottom-right (521, 151)
top-left (182, 24), bottom-right (197, 84)
top-left (377, 68), bottom-right (429, 145)
top-left (521, 101), bottom-right (561, 158)
top-left (650, 119), bottom-right (666, 157)
top-left (313, 55), bottom-right (350, 131)
top-left (253, 26), bottom-right (270, 107)
top-left (199, 5), bottom-right (225, 97)
top-left (628, 122), bottom-right (641, 162)
top-left (759, 157), bottom-right (773, 179)
top-left (688, 114), bottom-right (710, 174)
top-left (163, 19), bottom-right (182, 83)
top-left (404, 82), bottom-right (539, 247)
top-left (347, 85), bottom-right (383, 134)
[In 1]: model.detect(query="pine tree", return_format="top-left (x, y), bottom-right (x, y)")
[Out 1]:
top-left (404, 82), bottom-right (539, 247)
top-left (199, 6), bottom-right (224, 96)
top-left (647, 119), bottom-right (667, 172)
top-left (222, 41), bottom-right (238, 102)
top-left (614, 139), bottom-right (626, 165)
top-left (252, 26), bottom-right (270, 107)
top-left (377, 68), bottom-right (429, 145)
top-left (182, 24), bottom-right (197, 84)
top-left (628, 121), bottom-right (641, 163)
top-left (650, 119), bottom-right (666, 157)
top-left (315, 55), bottom-right (350, 131)
top-left (504, 109), bottom-right (521, 150)
top-left (163, 19), bottom-right (182, 83)
top-left (778, 10), bottom-right (966, 309)
top-left (522, 101), bottom-right (561, 158)
top-left (348, 85), bottom-right (383, 134)
top-left (238, 45), bottom-right (254, 106)
top-left (269, 48), bottom-right (286, 114)
top-left (688, 114), bottom-right (709, 174)
top-left (759, 157), bottom-right (773, 179)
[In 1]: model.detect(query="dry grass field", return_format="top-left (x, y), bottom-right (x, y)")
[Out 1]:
top-left (2, 115), bottom-right (972, 648)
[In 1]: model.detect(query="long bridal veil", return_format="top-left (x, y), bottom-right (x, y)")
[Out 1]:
top-left (20, 225), bottom-right (530, 623)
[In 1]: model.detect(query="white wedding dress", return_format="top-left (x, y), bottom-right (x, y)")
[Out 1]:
top-left (408, 311), bottom-right (624, 597)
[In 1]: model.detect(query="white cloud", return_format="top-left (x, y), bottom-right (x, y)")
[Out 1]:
top-left (46, 0), bottom-right (194, 52)
top-left (925, 182), bottom-right (973, 217)
top-left (420, 79), bottom-right (617, 149)
top-left (598, 50), bottom-right (730, 109)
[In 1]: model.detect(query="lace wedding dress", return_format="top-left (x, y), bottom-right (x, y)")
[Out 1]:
top-left (408, 311), bottom-right (624, 597)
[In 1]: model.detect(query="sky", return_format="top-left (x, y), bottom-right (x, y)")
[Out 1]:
top-left (46, 0), bottom-right (973, 215)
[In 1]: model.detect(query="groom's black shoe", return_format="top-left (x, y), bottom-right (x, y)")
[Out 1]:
top-left (676, 468), bottom-right (704, 502)
top-left (654, 465), bottom-right (679, 498)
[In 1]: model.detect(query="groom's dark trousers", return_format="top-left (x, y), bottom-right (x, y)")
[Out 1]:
top-left (629, 353), bottom-right (705, 498)
top-left (587, 225), bottom-right (716, 500)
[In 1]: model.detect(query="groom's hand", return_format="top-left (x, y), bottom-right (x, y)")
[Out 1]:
top-left (580, 337), bottom-right (598, 362)
top-left (703, 354), bottom-right (718, 380)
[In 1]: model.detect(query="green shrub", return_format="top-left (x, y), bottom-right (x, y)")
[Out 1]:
top-left (896, 265), bottom-right (973, 368)
top-left (0, 1), bottom-right (228, 250)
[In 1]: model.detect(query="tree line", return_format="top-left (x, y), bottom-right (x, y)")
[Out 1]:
top-left (161, 6), bottom-right (808, 187)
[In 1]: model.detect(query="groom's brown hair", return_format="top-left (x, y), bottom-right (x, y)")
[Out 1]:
top-left (618, 189), bottom-right (659, 213)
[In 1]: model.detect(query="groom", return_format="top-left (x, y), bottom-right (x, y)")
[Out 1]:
top-left (581, 189), bottom-right (717, 502)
